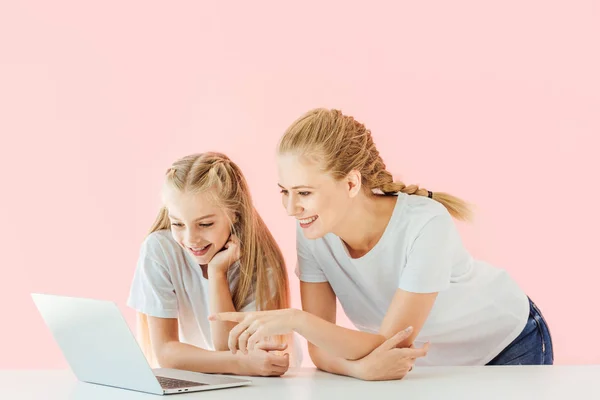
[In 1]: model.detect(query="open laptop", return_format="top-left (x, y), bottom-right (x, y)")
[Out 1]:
top-left (31, 293), bottom-right (251, 395)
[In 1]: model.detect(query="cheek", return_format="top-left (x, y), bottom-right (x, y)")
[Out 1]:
top-left (170, 229), bottom-right (184, 244)
top-left (212, 224), bottom-right (231, 244)
top-left (316, 195), bottom-right (342, 218)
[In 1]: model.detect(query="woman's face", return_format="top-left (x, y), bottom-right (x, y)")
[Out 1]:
top-left (277, 153), bottom-right (356, 239)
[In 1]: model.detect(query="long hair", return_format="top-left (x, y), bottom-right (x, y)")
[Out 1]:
top-left (278, 108), bottom-right (472, 221)
top-left (137, 152), bottom-right (291, 366)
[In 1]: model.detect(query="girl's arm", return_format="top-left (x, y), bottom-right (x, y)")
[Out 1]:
top-left (207, 270), bottom-right (238, 351)
top-left (147, 315), bottom-right (289, 376)
top-left (214, 283), bottom-right (436, 361)
top-left (207, 235), bottom-right (242, 351)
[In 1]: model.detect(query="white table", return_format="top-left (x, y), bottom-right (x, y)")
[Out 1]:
top-left (3, 366), bottom-right (599, 399)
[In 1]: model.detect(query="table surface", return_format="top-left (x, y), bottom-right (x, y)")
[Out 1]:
top-left (2, 366), bottom-right (599, 400)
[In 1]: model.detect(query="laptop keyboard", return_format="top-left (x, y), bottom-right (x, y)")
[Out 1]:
top-left (156, 375), bottom-right (207, 389)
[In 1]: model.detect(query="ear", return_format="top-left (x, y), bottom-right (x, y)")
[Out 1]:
top-left (346, 170), bottom-right (362, 198)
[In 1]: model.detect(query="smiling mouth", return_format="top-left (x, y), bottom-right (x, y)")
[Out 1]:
top-left (189, 243), bottom-right (211, 256)
top-left (298, 216), bottom-right (318, 228)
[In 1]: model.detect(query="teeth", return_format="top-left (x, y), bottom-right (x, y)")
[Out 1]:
top-left (191, 244), bottom-right (209, 251)
top-left (299, 216), bottom-right (317, 224)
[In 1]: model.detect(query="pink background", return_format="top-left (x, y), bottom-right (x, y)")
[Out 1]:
top-left (1, 1), bottom-right (599, 368)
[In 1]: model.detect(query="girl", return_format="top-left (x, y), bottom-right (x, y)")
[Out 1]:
top-left (127, 152), bottom-right (296, 377)
top-left (212, 108), bottom-right (554, 380)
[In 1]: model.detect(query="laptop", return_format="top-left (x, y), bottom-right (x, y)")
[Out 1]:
top-left (31, 293), bottom-right (251, 395)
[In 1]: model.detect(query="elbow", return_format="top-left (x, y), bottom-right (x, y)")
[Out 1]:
top-left (345, 335), bottom-right (388, 361)
top-left (154, 341), bottom-right (181, 369)
top-left (308, 345), bottom-right (325, 369)
top-left (345, 349), bottom-right (370, 361)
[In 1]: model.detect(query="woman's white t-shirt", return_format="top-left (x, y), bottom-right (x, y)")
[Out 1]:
top-left (295, 193), bottom-right (529, 366)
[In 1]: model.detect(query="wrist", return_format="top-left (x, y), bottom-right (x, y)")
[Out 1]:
top-left (207, 266), bottom-right (228, 280)
top-left (349, 359), bottom-right (367, 380)
top-left (231, 351), bottom-right (246, 375)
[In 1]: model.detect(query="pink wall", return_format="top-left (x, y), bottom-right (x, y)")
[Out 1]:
top-left (1, 1), bottom-right (598, 368)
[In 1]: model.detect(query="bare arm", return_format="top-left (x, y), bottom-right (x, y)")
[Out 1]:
top-left (212, 282), bottom-right (430, 379)
top-left (148, 315), bottom-right (242, 373)
top-left (147, 315), bottom-right (289, 376)
top-left (300, 281), bottom-right (364, 377)
top-left (298, 283), bottom-right (438, 360)
top-left (207, 270), bottom-right (237, 351)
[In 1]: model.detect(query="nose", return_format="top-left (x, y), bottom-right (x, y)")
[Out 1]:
top-left (285, 194), bottom-right (301, 217)
top-left (184, 227), bottom-right (202, 246)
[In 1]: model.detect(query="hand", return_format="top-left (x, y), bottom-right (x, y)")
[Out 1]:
top-left (236, 341), bottom-right (290, 377)
top-left (208, 235), bottom-right (241, 276)
top-left (209, 309), bottom-right (300, 354)
top-left (356, 327), bottom-right (429, 381)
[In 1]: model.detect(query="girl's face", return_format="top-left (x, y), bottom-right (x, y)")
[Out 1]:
top-left (163, 188), bottom-right (232, 266)
top-left (277, 153), bottom-right (355, 239)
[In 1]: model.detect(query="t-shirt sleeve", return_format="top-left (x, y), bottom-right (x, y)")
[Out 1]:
top-left (294, 222), bottom-right (328, 283)
top-left (127, 235), bottom-right (179, 318)
top-left (398, 212), bottom-right (461, 294)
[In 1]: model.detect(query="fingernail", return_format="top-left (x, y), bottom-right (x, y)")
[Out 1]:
top-left (404, 326), bottom-right (413, 333)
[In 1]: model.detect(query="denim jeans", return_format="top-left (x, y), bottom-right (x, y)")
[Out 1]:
top-left (486, 297), bottom-right (554, 365)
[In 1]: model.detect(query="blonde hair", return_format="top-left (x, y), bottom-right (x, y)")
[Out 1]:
top-left (278, 108), bottom-right (473, 221)
top-left (138, 152), bottom-right (291, 366)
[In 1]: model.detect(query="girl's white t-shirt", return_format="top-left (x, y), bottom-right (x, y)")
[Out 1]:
top-left (295, 193), bottom-right (529, 366)
top-left (127, 229), bottom-right (257, 350)
top-left (127, 229), bottom-right (302, 365)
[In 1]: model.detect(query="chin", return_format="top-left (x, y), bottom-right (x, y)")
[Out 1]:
top-left (189, 251), bottom-right (212, 265)
top-left (301, 226), bottom-right (326, 240)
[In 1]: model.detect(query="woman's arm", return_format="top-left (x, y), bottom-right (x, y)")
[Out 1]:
top-left (299, 281), bottom-right (364, 376)
top-left (297, 283), bottom-right (437, 360)
top-left (147, 315), bottom-right (289, 376)
top-left (300, 282), bottom-right (427, 380)
top-left (215, 283), bottom-right (436, 361)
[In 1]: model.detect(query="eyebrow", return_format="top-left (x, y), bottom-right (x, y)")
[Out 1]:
top-left (277, 183), bottom-right (315, 190)
top-left (168, 214), bottom-right (216, 221)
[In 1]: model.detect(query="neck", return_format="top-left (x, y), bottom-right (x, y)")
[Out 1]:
top-left (333, 194), bottom-right (397, 258)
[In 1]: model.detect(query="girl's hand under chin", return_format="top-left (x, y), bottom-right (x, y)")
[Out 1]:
top-left (207, 235), bottom-right (241, 276)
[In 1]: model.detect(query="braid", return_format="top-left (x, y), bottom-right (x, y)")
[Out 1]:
top-left (278, 108), bottom-right (473, 221)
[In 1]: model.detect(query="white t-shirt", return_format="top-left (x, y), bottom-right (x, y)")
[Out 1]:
top-left (295, 193), bottom-right (529, 366)
top-left (127, 229), bottom-right (302, 365)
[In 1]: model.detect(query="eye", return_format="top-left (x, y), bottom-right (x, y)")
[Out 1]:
top-left (199, 223), bottom-right (214, 228)
top-left (298, 191), bottom-right (311, 196)
top-left (280, 189), bottom-right (289, 195)
top-left (171, 222), bottom-right (183, 227)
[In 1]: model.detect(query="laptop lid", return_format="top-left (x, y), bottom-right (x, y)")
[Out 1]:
top-left (31, 293), bottom-right (163, 395)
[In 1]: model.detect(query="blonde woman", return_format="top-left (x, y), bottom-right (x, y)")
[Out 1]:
top-left (127, 152), bottom-right (297, 376)
top-left (212, 108), bottom-right (553, 381)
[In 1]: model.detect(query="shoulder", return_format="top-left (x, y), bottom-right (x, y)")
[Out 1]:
top-left (392, 193), bottom-right (454, 240)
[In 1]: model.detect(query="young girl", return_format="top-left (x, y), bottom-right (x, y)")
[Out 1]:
top-left (127, 152), bottom-right (296, 376)
top-left (212, 108), bottom-right (554, 381)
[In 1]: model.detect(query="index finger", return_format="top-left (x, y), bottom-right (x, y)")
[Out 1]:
top-left (208, 312), bottom-right (246, 322)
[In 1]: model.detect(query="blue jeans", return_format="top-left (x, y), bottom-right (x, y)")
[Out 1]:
top-left (486, 297), bottom-right (554, 365)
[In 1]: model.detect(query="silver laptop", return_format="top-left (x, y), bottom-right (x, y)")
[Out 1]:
top-left (31, 293), bottom-right (251, 395)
